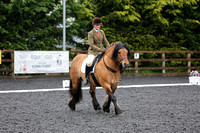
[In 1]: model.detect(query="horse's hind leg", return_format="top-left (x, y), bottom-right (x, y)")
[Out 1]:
top-left (89, 85), bottom-right (101, 111)
top-left (68, 78), bottom-right (82, 111)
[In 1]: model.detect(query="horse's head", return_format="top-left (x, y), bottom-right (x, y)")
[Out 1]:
top-left (112, 42), bottom-right (130, 68)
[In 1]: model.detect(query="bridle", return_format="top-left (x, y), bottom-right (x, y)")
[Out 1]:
top-left (103, 47), bottom-right (128, 73)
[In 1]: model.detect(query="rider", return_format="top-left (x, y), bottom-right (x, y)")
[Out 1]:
top-left (83, 17), bottom-right (110, 85)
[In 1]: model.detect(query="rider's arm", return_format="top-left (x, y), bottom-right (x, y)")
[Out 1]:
top-left (102, 30), bottom-right (110, 47)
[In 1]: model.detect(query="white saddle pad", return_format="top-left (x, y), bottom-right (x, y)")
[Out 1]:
top-left (81, 58), bottom-right (87, 73)
top-left (81, 58), bottom-right (97, 74)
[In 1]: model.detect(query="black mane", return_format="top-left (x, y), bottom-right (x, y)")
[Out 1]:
top-left (112, 42), bottom-right (130, 59)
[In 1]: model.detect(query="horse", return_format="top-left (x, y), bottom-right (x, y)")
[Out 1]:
top-left (68, 42), bottom-right (130, 115)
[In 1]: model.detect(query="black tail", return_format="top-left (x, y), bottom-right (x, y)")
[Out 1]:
top-left (69, 78), bottom-right (82, 104)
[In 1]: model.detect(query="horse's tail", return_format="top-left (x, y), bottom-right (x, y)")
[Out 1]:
top-left (69, 78), bottom-right (82, 104)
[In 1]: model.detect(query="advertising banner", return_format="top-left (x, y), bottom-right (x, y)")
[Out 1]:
top-left (14, 51), bottom-right (69, 74)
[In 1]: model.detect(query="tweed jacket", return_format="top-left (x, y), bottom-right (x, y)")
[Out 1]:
top-left (88, 28), bottom-right (110, 56)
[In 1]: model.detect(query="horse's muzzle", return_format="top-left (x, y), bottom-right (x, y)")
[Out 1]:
top-left (121, 62), bottom-right (129, 68)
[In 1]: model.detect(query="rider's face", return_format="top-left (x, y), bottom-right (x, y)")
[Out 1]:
top-left (94, 24), bottom-right (101, 30)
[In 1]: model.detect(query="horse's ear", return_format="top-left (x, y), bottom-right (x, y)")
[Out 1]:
top-left (124, 42), bottom-right (128, 45)
top-left (115, 41), bottom-right (122, 45)
top-left (110, 42), bottom-right (115, 46)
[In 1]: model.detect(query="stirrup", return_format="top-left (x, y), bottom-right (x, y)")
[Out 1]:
top-left (83, 78), bottom-right (88, 85)
top-left (84, 65), bottom-right (92, 85)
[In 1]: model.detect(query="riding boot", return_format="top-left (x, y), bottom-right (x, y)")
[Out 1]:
top-left (83, 65), bottom-right (92, 85)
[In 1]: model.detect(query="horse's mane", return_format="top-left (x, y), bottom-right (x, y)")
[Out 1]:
top-left (112, 42), bottom-right (130, 59)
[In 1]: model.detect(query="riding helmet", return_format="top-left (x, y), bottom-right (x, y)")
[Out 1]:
top-left (92, 17), bottom-right (102, 25)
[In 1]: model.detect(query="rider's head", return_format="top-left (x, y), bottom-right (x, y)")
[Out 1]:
top-left (93, 17), bottom-right (102, 30)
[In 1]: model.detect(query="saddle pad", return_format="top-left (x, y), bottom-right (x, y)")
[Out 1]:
top-left (81, 58), bottom-right (87, 73)
top-left (81, 58), bottom-right (97, 74)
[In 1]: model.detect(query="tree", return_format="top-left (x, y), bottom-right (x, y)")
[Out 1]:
top-left (0, 0), bottom-right (62, 50)
top-left (0, 0), bottom-right (93, 50)
top-left (0, 0), bottom-right (199, 51)
top-left (82, 0), bottom-right (199, 51)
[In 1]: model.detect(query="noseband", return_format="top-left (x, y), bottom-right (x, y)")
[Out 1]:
top-left (105, 53), bottom-right (127, 65)
top-left (119, 55), bottom-right (128, 63)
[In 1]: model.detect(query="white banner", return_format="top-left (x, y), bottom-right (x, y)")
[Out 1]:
top-left (14, 51), bottom-right (69, 74)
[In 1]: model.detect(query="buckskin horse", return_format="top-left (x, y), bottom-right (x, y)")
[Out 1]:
top-left (68, 42), bottom-right (130, 115)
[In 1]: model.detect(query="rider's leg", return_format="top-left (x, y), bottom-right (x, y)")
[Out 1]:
top-left (83, 55), bottom-right (95, 85)
top-left (83, 65), bottom-right (92, 85)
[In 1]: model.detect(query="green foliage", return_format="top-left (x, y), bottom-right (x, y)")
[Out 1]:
top-left (1, 0), bottom-right (61, 50)
top-left (76, 0), bottom-right (199, 52)
top-left (0, 0), bottom-right (199, 54)
top-left (0, 0), bottom-right (93, 50)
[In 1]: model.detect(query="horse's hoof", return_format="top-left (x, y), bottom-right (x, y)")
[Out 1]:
top-left (103, 108), bottom-right (110, 113)
top-left (68, 101), bottom-right (76, 111)
top-left (69, 104), bottom-right (76, 111)
top-left (95, 106), bottom-right (101, 111)
top-left (93, 103), bottom-right (101, 110)
top-left (97, 106), bottom-right (101, 110)
top-left (115, 108), bottom-right (122, 115)
top-left (95, 107), bottom-right (101, 111)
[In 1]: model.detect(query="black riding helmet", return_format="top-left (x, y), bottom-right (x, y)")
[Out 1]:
top-left (92, 17), bottom-right (102, 25)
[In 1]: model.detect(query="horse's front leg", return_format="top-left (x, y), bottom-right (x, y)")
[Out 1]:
top-left (89, 86), bottom-right (101, 111)
top-left (103, 95), bottom-right (111, 113)
top-left (103, 85), bottom-right (122, 115)
top-left (110, 93), bottom-right (122, 115)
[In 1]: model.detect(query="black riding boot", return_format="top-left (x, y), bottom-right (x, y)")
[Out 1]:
top-left (83, 65), bottom-right (92, 85)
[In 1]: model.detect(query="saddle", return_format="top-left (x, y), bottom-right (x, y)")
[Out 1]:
top-left (91, 52), bottom-right (104, 68)
top-left (87, 53), bottom-right (104, 86)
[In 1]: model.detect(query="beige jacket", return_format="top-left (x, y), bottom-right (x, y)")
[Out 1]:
top-left (88, 29), bottom-right (109, 56)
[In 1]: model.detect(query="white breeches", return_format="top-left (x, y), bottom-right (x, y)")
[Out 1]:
top-left (85, 54), bottom-right (96, 67)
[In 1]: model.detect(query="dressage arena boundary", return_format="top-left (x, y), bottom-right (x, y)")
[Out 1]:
top-left (0, 83), bottom-right (192, 94)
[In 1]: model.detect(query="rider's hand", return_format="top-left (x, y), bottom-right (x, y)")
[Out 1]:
top-left (100, 48), bottom-right (106, 52)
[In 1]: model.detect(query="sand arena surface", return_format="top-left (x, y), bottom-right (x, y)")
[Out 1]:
top-left (0, 76), bottom-right (200, 132)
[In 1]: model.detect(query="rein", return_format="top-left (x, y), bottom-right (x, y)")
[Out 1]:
top-left (105, 54), bottom-right (119, 64)
top-left (103, 54), bottom-right (119, 73)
